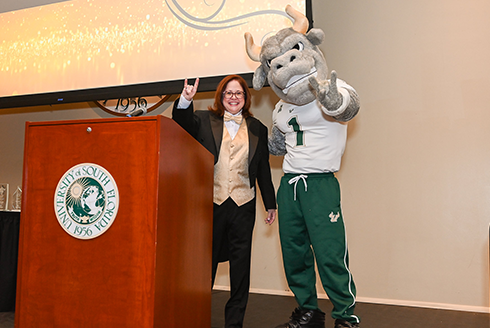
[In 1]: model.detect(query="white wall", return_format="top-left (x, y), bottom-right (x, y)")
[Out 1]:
top-left (313, 0), bottom-right (490, 312)
top-left (0, 0), bottom-right (489, 313)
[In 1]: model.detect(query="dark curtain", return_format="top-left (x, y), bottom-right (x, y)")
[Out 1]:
top-left (0, 211), bottom-right (20, 312)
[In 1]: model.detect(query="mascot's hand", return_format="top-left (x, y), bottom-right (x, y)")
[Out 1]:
top-left (268, 126), bottom-right (287, 156)
top-left (309, 70), bottom-right (343, 113)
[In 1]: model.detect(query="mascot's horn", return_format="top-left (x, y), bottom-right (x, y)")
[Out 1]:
top-left (244, 5), bottom-right (309, 63)
top-left (286, 4), bottom-right (308, 34)
top-left (244, 33), bottom-right (261, 62)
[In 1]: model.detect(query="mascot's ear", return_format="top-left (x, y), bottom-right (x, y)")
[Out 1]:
top-left (252, 65), bottom-right (267, 90)
top-left (306, 28), bottom-right (325, 46)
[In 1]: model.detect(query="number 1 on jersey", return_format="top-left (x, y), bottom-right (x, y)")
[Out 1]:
top-left (287, 116), bottom-right (304, 147)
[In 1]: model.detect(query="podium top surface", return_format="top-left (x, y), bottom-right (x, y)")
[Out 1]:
top-left (26, 115), bottom-right (164, 127)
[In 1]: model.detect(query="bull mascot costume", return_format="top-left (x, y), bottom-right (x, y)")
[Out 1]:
top-left (244, 5), bottom-right (361, 328)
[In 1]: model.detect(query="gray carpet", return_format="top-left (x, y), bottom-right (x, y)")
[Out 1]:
top-left (0, 313), bottom-right (13, 328)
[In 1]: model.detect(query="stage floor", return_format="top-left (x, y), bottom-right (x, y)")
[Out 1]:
top-left (211, 290), bottom-right (489, 328)
top-left (1, 291), bottom-right (488, 328)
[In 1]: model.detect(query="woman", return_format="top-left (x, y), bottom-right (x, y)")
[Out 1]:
top-left (172, 75), bottom-right (277, 328)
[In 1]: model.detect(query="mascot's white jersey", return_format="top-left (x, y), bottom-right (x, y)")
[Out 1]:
top-left (273, 99), bottom-right (348, 174)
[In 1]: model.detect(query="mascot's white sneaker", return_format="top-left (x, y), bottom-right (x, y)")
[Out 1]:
top-left (334, 319), bottom-right (360, 328)
top-left (275, 307), bottom-right (325, 328)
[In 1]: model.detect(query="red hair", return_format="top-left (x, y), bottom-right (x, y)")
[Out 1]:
top-left (208, 75), bottom-right (253, 118)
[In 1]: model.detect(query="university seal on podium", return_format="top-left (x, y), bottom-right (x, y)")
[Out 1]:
top-left (54, 163), bottom-right (119, 240)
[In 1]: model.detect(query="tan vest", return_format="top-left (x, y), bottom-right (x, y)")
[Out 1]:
top-left (213, 121), bottom-right (255, 206)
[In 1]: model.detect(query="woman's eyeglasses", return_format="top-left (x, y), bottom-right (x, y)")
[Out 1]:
top-left (222, 91), bottom-right (245, 99)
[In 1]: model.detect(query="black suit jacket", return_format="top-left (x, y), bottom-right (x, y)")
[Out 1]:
top-left (172, 101), bottom-right (276, 210)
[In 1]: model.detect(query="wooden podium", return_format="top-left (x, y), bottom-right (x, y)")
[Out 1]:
top-left (15, 116), bottom-right (214, 327)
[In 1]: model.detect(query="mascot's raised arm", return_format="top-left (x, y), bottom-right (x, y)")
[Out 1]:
top-left (244, 5), bottom-right (362, 328)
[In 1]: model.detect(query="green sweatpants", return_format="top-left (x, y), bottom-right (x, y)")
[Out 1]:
top-left (277, 173), bottom-right (359, 324)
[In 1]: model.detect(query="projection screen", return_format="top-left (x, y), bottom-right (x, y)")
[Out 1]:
top-left (0, 0), bottom-right (309, 109)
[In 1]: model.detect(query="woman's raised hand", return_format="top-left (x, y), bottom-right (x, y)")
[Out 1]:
top-left (182, 78), bottom-right (200, 101)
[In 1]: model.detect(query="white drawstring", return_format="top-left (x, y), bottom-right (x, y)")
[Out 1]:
top-left (288, 175), bottom-right (308, 201)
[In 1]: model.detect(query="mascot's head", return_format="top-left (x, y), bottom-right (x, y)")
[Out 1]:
top-left (245, 5), bottom-right (328, 106)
